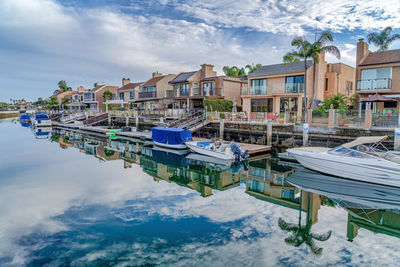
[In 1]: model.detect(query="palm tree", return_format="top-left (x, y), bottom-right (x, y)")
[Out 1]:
top-left (367, 27), bottom-right (400, 51)
top-left (223, 66), bottom-right (246, 77)
top-left (245, 63), bottom-right (262, 74)
top-left (278, 191), bottom-right (332, 255)
top-left (58, 80), bottom-right (72, 92)
top-left (310, 31), bottom-right (341, 109)
top-left (283, 37), bottom-right (313, 122)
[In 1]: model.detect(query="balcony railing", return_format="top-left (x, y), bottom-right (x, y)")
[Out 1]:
top-left (166, 90), bottom-right (177, 98)
top-left (139, 91), bottom-right (157, 99)
top-left (357, 78), bottom-right (391, 91)
top-left (285, 83), bottom-right (304, 93)
top-left (83, 93), bottom-right (95, 102)
top-left (180, 90), bottom-right (190, 97)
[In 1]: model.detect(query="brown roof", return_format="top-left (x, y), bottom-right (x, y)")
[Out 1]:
top-left (142, 76), bottom-right (165, 87)
top-left (360, 49), bottom-right (400, 66)
top-left (118, 82), bottom-right (143, 91)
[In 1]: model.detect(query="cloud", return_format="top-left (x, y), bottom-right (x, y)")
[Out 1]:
top-left (168, 0), bottom-right (400, 35)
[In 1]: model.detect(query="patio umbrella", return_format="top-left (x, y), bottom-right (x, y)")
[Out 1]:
top-left (360, 93), bottom-right (395, 102)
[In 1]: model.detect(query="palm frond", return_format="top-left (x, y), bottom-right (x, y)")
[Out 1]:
top-left (316, 31), bottom-right (333, 46)
top-left (322, 45), bottom-right (341, 59)
top-left (278, 218), bottom-right (299, 232)
top-left (310, 230), bottom-right (332, 241)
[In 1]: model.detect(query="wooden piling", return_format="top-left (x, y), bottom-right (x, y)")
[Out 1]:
top-left (267, 120), bottom-right (272, 146)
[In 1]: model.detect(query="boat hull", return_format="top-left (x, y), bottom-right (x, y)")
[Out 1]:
top-left (185, 142), bottom-right (235, 160)
top-left (31, 119), bottom-right (52, 127)
top-left (287, 148), bottom-right (400, 187)
top-left (153, 141), bottom-right (187, 149)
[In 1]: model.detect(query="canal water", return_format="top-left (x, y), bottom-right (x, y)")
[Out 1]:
top-left (1, 119), bottom-right (400, 266)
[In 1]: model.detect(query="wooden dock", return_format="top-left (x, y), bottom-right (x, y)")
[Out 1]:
top-left (192, 137), bottom-right (271, 157)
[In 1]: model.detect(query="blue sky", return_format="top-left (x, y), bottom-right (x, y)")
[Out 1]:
top-left (1, 0), bottom-right (400, 102)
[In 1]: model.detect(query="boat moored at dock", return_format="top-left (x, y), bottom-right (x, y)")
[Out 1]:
top-left (31, 112), bottom-right (52, 127)
top-left (151, 127), bottom-right (193, 149)
top-left (287, 136), bottom-right (400, 187)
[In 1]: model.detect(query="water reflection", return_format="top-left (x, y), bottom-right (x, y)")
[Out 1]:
top-left (1, 121), bottom-right (400, 265)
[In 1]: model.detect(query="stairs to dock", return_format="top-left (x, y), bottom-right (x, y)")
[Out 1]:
top-left (83, 113), bottom-right (108, 126)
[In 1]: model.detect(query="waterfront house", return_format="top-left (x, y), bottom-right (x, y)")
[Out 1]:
top-left (67, 86), bottom-right (88, 112)
top-left (356, 38), bottom-right (400, 112)
top-left (55, 89), bottom-right (79, 105)
top-left (136, 72), bottom-right (176, 110)
top-left (241, 53), bottom-right (355, 119)
top-left (117, 78), bottom-right (143, 107)
top-left (167, 64), bottom-right (248, 109)
top-left (83, 83), bottom-right (119, 112)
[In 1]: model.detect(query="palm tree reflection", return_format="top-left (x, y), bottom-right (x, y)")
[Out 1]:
top-left (278, 191), bottom-right (332, 255)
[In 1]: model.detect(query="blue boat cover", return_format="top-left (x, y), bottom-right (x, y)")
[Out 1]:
top-left (152, 127), bottom-right (193, 145)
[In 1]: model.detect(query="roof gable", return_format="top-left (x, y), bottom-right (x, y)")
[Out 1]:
top-left (249, 60), bottom-right (312, 77)
top-left (118, 82), bottom-right (143, 91)
top-left (142, 76), bottom-right (166, 87)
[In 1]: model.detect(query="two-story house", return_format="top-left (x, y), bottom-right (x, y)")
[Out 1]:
top-left (167, 64), bottom-right (248, 109)
top-left (356, 38), bottom-right (400, 112)
top-left (83, 83), bottom-right (119, 112)
top-left (116, 78), bottom-right (143, 108)
top-left (67, 86), bottom-right (88, 112)
top-left (242, 53), bottom-right (355, 118)
top-left (136, 72), bottom-right (176, 110)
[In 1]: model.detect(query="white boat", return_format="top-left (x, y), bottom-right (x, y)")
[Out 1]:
top-left (31, 112), bottom-right (52, 127)
top-left (287, 136), bottom-right (400, 187)
top-left (185, 141), bottom-right (236, 160)
top-left (185, 152), bottom-right (233, 166)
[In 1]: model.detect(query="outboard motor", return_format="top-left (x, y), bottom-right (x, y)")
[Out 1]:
top-left (231, 143), bottom-right (249, 161)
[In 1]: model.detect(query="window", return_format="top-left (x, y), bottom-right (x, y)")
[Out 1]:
top-left (384, 101), bottom-right (397, 108)
top-left (251, 79), bottom-right (267, 95)
top-left (285, 75), bottom-right (304, 93)
top-left (193, 83), bottom-right (199, 95)
top-left (143, 86), bottom-right (156, 92)
top-left (173, 84), bottom-right (179, 90)
top-left (251, 98), bottom-right (272, 112)
top-left (202, 82), bottom-right (214, 95)
top-left (180, 83), bottom-right (189, 96)
top-left (361, 67), bottom-right (392, 80)
top-left (129, 91), bottom-right (135, 100)
top-left (280, 97), bottom-right (298, 112)
top-left (359, 68), bottom-right (392, 90)
top-left (119, 92), bottom-right (124, 100)
top-left (325, 78), bottom-right (329, 91)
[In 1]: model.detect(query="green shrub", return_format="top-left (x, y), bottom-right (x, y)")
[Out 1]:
top-left (203, 99), bottom-right (233, 112)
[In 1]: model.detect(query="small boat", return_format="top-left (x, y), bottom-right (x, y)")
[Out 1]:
top-left (19, 110), bottom-right (31, 122)
top-left (185, 152), bottom-right (233, 166)
top-left (287, 136), bottom-right (400, 187)
top-left (151, 127), bottom-right (193, 149)
top-left (185, 141), bottom-right (248, 161)
top-left (34, 127), bottom-right (52, 139)
top-left (31, 112), bottom-right (52, 127)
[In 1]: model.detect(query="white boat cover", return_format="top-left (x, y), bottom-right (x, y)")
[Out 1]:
top-left (342, 136), bottom-right (388, 148)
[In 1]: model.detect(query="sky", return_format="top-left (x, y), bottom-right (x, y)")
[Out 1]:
top-left (1, 0), bottom-right (400, 102)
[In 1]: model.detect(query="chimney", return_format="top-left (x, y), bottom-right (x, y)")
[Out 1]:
top-left (356, 38), bottom-right (369, 67)
top-left (152, 71), bottom-right (162, 77)
top-left (122, 78), bottom-right (131, 86)
top-left (77, 86), bottom-right (86, 93)
top-left (201, 64), bottom-right (216, 78)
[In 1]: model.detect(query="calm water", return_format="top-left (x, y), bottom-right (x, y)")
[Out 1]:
top-left (1, 119), bottom-right (400, 266)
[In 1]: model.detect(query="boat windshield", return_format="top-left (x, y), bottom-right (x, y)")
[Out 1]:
top-left (328, 146), bottom-right (374, 158)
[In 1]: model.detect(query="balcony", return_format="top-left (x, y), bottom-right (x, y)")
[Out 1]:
top-left (166, 90), bottom-right (177, 98)
top-left (83, 93), bottom-right (95, 102)
top-left (180, 90), bottom-right (189, 97)
top-left (357, 78), bottom-right (391, 91)
top-left (285, 83), bottom-right (304, 93)
top-left (139, 91), bottom-right (157, 99)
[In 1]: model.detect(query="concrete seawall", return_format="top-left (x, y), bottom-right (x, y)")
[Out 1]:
top-left (0, 111), bottom-right (19, 119)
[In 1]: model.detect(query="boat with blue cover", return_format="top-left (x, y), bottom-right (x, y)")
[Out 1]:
top-left (31, 112), bottom-right (52, 127)
top-left (151, 127), bottom-right (193, 149)
top-left (19, 110), bottom-right (31, 122)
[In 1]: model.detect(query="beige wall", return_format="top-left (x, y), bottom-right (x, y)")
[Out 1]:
top-left (220, 79), bottom-right (245, 105)
top-left (156, 74), bottom-right (176, 98)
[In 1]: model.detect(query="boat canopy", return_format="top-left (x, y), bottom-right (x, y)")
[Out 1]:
top-left (342, 136), bottom-right (388, 148)
top-left (151, 127), bottom-right (193, 145)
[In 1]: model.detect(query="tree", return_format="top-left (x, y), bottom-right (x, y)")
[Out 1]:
top-left (103, 90), bottom-right (114, 101)
top-left (45, 96), bottom-right (59, 110)
top-left (245, 63), bottom-right (262, 74)
top-left (61, 97), bottom-right (71, 109)
top-left (283, 37), bottom-right (313, 122)
top-left (58, 80), bottom-right (72, 92)
top-left (223, 66), bottom-right (246, 77)
top-left (367, 27), bottom-right (400, 51)
top-left (310, 31), bottom-right (340, 109)
top-left (320, 93), bottom-right (348, 112)
top-left (278, 191), bottom-right (332, 256)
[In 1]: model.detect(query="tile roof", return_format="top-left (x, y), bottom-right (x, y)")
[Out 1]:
top-left (248, 60), bottom-right (313, 77)
top-left (359, 49), bottom-right (400, 66)
top-left (201, 76), bottom-right (217, 81)
top-left (118, 82), bottom-right (143, 91)
top-left (142, 76), bottom-right (165, 86)
top-left (169, 71), bottom-right (197, 84)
